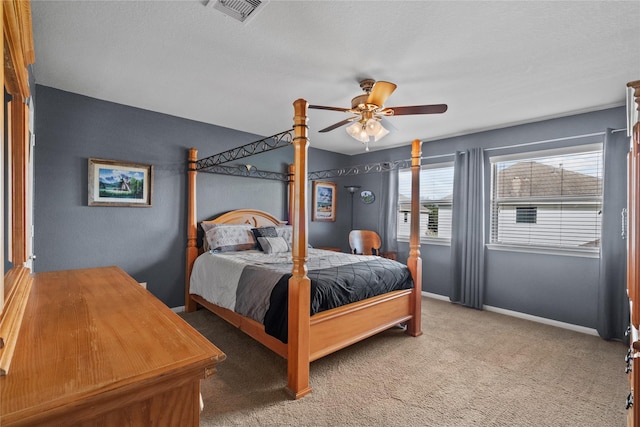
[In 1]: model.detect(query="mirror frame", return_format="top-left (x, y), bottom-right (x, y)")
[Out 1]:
top-left (0, 0), bottom-right (35, 375)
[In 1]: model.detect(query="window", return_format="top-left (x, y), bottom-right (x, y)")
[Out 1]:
top-left (490, 144), bottom-right (603, 252)
top-left (515, 206), bottom-right (537, 224)
top-left (397, 163), bottom-right (454, 241)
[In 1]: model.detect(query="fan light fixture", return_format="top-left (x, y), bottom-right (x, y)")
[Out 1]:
top-left (310, 78), bottom-right (447, 152)
top-left (346, 118), bottom-right (389, 151)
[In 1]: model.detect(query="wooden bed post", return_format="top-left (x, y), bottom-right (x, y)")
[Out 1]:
top-left (406, 139), bottom-right (423, 337)
top-left (288, 163), bottom-right (295, 226)
top-left (287, 99), bottom-right (312, 399)
top-left (185, 147), bottom-right (199, 313)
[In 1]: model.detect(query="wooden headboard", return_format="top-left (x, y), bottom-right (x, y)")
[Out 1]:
top-left (204, 209), bottom-right (286, 227)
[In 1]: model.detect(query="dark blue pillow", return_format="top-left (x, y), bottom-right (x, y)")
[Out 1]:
top-left (252, 227), bottom-right (278, 251)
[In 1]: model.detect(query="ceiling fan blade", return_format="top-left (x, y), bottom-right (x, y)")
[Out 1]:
top-left (309, 105), bottom-right (350, 112)
top-left (318, 118), bottom-right (354, 133)
top-left (387, 104), bottom-right (448, 116)
top-left (367, 81), bottom-right (397, 107)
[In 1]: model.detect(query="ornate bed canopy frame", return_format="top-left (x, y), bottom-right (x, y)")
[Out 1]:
top-left (191, 127), bottom-right (413, 182)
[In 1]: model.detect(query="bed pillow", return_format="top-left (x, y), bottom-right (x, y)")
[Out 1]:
top-left (201, 223), bottom-right (256, 252)
top-left (257, 236), bottom-right (290, 254)
top-left (274, 225), bottom-right (293, 246)
top-left (251, 226), bottom-right (278, 251)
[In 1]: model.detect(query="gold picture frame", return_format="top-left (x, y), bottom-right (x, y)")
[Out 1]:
top-left (88, 158), bottom-right (153, 207)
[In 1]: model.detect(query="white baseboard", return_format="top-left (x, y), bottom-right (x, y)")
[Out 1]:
top-left (423, 292), bottom-right (599, 336)
top-left (424, 291), bottom-right (449, 301)
top-left (173, 292), bottom-right (598, 336)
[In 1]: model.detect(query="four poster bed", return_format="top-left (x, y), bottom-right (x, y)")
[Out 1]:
top-left (185, 99), bottom-right (423, 399)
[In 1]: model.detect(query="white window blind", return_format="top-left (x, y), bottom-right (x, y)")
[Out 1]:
top-left (490, 144), bottom-right (603, 251)
top-left (397, 164), bottom-right (454, 241)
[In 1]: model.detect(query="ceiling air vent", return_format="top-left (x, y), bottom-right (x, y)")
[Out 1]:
top-left (208, 0), bottom-right (268, 24)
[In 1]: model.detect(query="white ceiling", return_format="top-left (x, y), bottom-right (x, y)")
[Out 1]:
top-left (30, 0), bottom-right (640, 155)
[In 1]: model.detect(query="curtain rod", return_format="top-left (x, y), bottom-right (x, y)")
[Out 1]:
top-left (416, 127), bottom-right (626, 161)
top-left (484, 128), bottom-right (625, 152)
top-left (420, 153), bottom-right (455, 161)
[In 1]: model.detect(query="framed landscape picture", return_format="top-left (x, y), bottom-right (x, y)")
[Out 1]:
top-left (312, 181), bottom-right (336, 222)
top-left (88, 158), bottom-right (153, 207)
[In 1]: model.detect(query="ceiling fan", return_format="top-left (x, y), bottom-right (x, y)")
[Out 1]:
top-left (309, 79), bottom-right (448, 151)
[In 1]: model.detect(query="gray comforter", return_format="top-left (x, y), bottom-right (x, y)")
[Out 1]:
top-left (190, 248), bottom-right (413, 342)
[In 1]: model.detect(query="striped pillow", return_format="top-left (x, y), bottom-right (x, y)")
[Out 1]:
top-left (257, 236), bottom-right (290, 254)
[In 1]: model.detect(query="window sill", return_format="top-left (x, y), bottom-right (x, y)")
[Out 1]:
top-left (397, 238), bottom-right (451, 247)
top-left (486, 244), bottom-right (600, 258)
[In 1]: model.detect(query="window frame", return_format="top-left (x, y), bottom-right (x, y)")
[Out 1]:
top-left (488, 143), bottom-right (603, 256)
top-left (397, 161), bottom-right (454, 244)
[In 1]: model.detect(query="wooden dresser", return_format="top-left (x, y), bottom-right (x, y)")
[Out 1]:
top-left (0, 266), bottom-right (225, 426)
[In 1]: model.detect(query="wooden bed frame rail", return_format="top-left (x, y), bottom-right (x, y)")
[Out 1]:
top-left (185, 99), bottom-right (422, 399)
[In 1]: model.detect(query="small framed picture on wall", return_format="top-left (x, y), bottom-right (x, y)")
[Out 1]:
top-left (312, 181), bottom-right (337, 222)
top-left (88, 158), bottom-right (153, 207)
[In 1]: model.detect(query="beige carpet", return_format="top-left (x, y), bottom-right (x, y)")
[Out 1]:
top-left (181, 297), bottom-right (628, 426)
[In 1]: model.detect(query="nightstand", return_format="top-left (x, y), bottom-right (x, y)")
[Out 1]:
top-left (380, 251), bottom-right (397, 260)
top-left (317, 247), bottom-right (342, 252)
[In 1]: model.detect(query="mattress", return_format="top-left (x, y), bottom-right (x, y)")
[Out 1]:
top-left (190, 248), bottom-right (413, 342)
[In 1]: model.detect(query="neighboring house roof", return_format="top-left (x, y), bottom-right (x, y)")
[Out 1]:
top-left (398, 193), bottom-right (453, 211)
top-left (496, 161), bottom-right (602, 198)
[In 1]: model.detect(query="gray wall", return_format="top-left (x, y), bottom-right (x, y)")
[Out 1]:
top-left (33, 84), bottom-right (626, 330)
top-left (351, 107), bottom-right (627, 329)
top-left (33, 86), bottom-right (347, 307)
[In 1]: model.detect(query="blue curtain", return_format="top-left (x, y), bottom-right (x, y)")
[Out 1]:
top-left (450, 148), bottom-right (486, 309)
top-left (597, 129), bottom-right (629, 340)
top-left (379, 169), bottom-right (399, 253)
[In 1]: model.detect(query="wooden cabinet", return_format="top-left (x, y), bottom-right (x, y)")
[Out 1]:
top-left (628, 336), bottom-right (640, 425)
top-left (627, 80), bottom-right (640, 426)
top-left (0, 266), bottom-right (225, 426)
